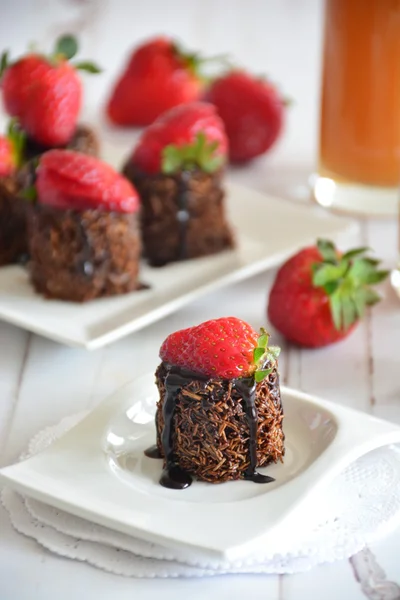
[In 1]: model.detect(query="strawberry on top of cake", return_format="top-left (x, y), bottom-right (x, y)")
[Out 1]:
top-left (124, 102), bottom-right (233, 266)
top-left (146, 317), bottom-right (284, 489)
top-left (27, 150), bottom-right (141, 302)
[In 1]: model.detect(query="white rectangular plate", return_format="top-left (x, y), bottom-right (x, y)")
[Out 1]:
top-left (1, 373), bottom-right (400, 560)
top-left (0, 184), bottom-right (356, 349)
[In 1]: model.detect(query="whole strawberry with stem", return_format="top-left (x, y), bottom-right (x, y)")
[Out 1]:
top-left (268, 239), bottom-right (389, 348)
top-left (131, 101), bottom-right (228, 175)
top-left (0, 35), bottom-right (101, 147)
top-left (36, 149), bottom-right (139, 214)
top-left (208, 70), bottom-right (286, 163)
top-left (0, 120), bottom-right (25, 177)
top-left (107, 36), bottom-right (227, 127)
top-left (160, 316), bottom-right (280, 381)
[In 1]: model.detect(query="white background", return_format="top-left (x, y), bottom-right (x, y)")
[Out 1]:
top-left (0, 1), bottom-right (400, 599)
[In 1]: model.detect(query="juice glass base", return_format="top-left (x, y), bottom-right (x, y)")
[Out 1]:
top-left (311, 175), bottom-right (398, 218)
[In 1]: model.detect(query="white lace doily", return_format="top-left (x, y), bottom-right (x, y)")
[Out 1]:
top-left (2, 412), bottom-right (400, 577)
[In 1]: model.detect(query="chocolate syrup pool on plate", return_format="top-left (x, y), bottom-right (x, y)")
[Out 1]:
top-left (144, 365), bottom-right (275, 489)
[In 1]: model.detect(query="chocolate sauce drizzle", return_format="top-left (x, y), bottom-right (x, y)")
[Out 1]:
top-left (77, 219), bottom-right (94, 278)
top-left (144, 445), bottom-right (162, 459)
top-left (176, 171), bottom-right (191, 260)
top-left (145, 365), bottom-right (275, 489)
top-left (233, 378), bottom-right (274, 484)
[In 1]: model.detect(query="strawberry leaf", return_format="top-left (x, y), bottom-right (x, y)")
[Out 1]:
top-left (253, 347), bottom-right (265, 363)
top-left (342, 247), bottom-right (370, 260)
top-left (74, 61), bottom-right (102, 74)
top-left (312, 240), bottom-right (388, 331)
top-left (161, 132), bottom-right (225, 175)
top-left (55, 34), bottom-right (78, 60)
top-left (254, 368), bottom-right (273, 383)
top-left (363, 257), bottom-right (381, 266)
top-left (329, 290), bottom-right (342, 330)
top-left (352, 289), bottom-right (366, 319)
top-left (360, 288), bottom-right (381, 306)
top-left (313, 263), bottom-right (346, 286)
top-left (7, 119), bottom-right (26, 168)
top-left (253, 329), bottom-right (279, 382)
top-left (267, 346), bottom-right (281, 360)
top-left (173, 42), bottom-right (232, 81)
top-left (317, 239), bottom-right (338, 263)
top-left (20, 185), bottom-right (37, 202)
top-left (257, 330), bottom-right (270, 348)
top-left (365, 269), bottom-right (390, 284)
top-left (0, 51), bottom-right (9, 78)
top-left (341, 295), bottom-right (356, 330)
top-left (163, 146), bottom-right (185, 174)
top-left (323, 280), bottom-right (339, 295)
top-left (329, 291), bottom-right (342, 330)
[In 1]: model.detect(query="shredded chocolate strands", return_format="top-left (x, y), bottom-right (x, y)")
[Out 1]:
top-left (145, 363), bottom-right (284, 489)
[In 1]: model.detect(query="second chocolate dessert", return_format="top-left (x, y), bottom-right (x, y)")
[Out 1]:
top-left (24, 124), bottom-right (100, 162)
top-left (0, 176), bottom-right (29, 266)
top-left (124, 102), bottom-right (234, 267)
top-left (0, 123), bottom-right (32, 265)
top-left (0, 123), bottom-right (100, 267)
top-left (28, 149), bottom-right (142, 302)
top-left (0, 32), bottom-right (101, 266)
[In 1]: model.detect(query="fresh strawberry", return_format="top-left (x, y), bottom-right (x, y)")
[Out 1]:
top-left (131, 102), bottom-right (227, 175)
top-left (0, 137), bottom-right (14, 177)
top-left (208, 70), bottom-right (285, 163)
top-left (107, 36), bottom-right (210, 126)
top-left (0, 120), bottom-right (26, 177)
top-left (160, 316), bottom-right (280, 381)
top-left (0, 35), bottom-right (101, 147)
top-left (267, 239), bottom-right (389, 348)
top-left (36, 150), bottom-right (139, 213)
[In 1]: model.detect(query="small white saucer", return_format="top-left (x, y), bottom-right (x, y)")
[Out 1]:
top-left (1, 373), bottom-right (399, 560)
top-left (0, 183), bottom-right (356, 349)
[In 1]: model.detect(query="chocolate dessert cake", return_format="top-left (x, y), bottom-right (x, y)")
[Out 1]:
top-left (0, 123), bottom-right (32, 265)
top-left (0, 124), bottom-right (100, 267)
top-left (24, 124), bottom-right (100, 162)
top-left (0, 32), bottom-right (101, 266)
top-left (124, 165), bottom-right (233, 266)
top-left (0, 176), bottom-right (29, 265)
top-left (27, 149), bottom-right (142, 302)
top-left (123, 102), bottom-right (234, 267)
top-left (145, 317), bottom-right (284, 488)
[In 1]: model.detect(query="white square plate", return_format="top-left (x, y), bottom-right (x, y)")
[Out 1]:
top-left (0, 184), bottom-right (356, 349)
top-left (1, 373), bottom-right (400, 560)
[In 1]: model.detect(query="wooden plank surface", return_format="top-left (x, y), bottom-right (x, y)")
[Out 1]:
top-left (0, 1), bottom-right (400, 599)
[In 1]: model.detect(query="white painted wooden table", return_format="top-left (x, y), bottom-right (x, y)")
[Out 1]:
top-left (1, 1), bottom-right (400, 598)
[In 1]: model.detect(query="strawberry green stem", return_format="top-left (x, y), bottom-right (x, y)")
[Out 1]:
top-left (312, 238), bottom-right (389, 331)
top-left (252, 328), bottom-right (280, 383)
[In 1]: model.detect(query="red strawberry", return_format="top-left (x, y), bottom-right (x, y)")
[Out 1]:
top-left (36, 150), bottom-right (139, 213)
top-left (1, 55), bottom-right (50, 117)
top-left (160, 316), bottom-right (280, 381)
top-left (267, 240), bottom-right (389, 348)
top-left (0, 35), bottom-right (100, 147)
top-left (107, 36), bottom-right (206, 126)
top-left (131, 102), bottom-right (228, 175)
top-left (0, 120), bottom-right (26, 177)
top-left (0, 137), bottom-right (15, 177)
top-left (208, 70), bottom-right (285, 163)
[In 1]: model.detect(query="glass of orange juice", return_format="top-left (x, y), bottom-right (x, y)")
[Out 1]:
top-left (312, 0), bottom-right (400, 216)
